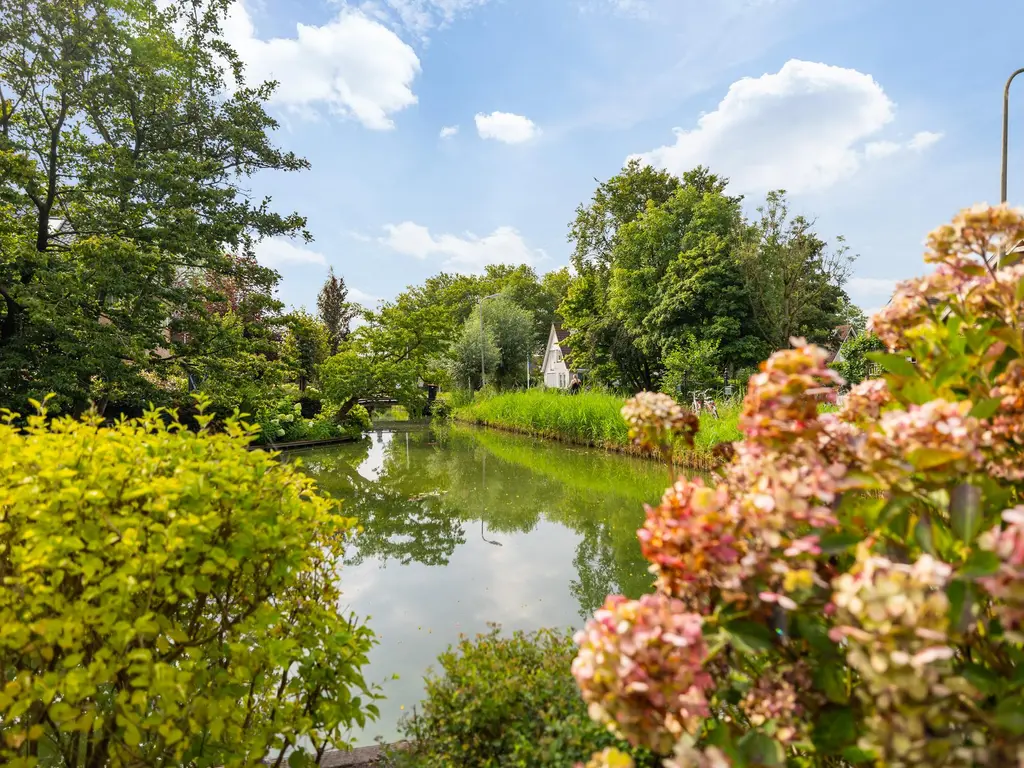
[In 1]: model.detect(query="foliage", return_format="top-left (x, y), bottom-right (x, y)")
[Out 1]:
top-left (397, 627), bottom-right (659, 768)
top-left (317, 268), bottom-right (359, 355)
top-left (450, 297), bottom-right (535, 390)
top-left (283, 310), bottom-right (331, 391)
top-left (431, 391), bottom-right (455, 420)
top-left (0, 0), bottom-right (308, 414)
top-left (454, 388), bottom-right (740, 469)
top-left (736, 190), bottom-right (855, 351)
top-left (560, 167), bottom-right (845, 392)
top-left (662, 334), bottom-right (724, 396)
top-left (571, 204), bottom-right (1024, 768)
top-left (0, 402), bottom-right (378, 767)
top-left (832, 331), bottom-right (885, 386)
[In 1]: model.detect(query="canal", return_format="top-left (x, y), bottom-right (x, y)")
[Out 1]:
top-left (289, 423), bottom-right (676, 746)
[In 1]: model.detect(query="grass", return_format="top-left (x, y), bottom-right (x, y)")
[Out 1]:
top-left (453, 388), bottom-right (742, 470)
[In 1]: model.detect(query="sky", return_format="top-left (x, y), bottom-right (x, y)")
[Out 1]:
top-left (231, 0), bottom-right (1024, 318)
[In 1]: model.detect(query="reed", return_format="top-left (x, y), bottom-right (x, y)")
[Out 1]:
top-left (453, 389), bottom-right (743, 470)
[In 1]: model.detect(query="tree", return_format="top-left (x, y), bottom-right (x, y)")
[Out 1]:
top-left (832, 329), bottom-right (884, 385)
top-left (283, 310), bottom-right (330, 391)
top-left (0, 0), bottom-right (307, 413)
top-left (736, 190), bottom-right (854, 351)
top-left (317, 268), bottom-right (359, 354)
top-left (562, 161), bottom-right (680, 391)
top-left (449, 297), bottom-right (534, 390)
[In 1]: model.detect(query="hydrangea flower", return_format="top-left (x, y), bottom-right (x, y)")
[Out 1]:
top-left (572, 594), bottom-right (711, 755)
top-left (622, 392), bottom-right (698, 453)
top-left (978, 507), bottom-right (1024, 635)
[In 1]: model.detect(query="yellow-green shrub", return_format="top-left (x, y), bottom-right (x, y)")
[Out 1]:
top-left (0, 404), bottom-right (379, 767)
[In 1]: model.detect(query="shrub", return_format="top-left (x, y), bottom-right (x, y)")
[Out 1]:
top-left (397, 627), bottom-right (658, 768)
top-left (0, 403), bottom-right (379, 767)
top-left (571, 204), bottom-right (1024, 767)
top-left (342, 402), bottom-right (372, 432)
top-left (430, 391), bottom-right (454, 420)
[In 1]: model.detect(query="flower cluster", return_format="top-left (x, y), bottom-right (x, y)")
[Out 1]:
top-left (838, 377), bottom-right (892, 424)
top-left (663, 737), bottom-right (732, 768)
top-left (988, 362), bottom-right (1024, 481)
top-left (860, 400), bottom-right (985, 485)
top-left (638, 478), bottom-right (745, 610)
top-left (572, 594), bottom-right (711, 755)
top-left (830, 550), bottom-right (977, 767)
top-left (979, 507), bottom-right (1024, 636)
top-left (622, 391), bottom-right (699, 453)
top-left (739, 339), bottom-right (842, 445)
top-left (739, 663), bottom-right (815, 744)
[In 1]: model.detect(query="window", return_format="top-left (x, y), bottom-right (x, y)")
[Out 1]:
top-left (559, 373), bottom-right (566, 387)
top-left (556, 351), bottom-right (562, 363)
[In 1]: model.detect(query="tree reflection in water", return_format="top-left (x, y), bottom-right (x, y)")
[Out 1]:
top-left (291, 423), bottom-right (687, 619)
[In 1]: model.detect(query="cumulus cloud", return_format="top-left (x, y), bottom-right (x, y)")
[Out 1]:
top-left (347, 286), bottom-right (383, 306)
top-left (631, 60), bottom-right (941, 195)
top-left (224, 1), bottom-right (420, 129)
top-left (253, 238), bottom-right (327, 268)
top-left (380, 221), bottom-right (545, 273)
top-left (440, 125), bottom-right (460, 138)
top-left (474, 112), bottom-right (540, 144)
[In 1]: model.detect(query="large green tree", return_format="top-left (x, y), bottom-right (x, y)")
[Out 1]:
top-left (449, 297), bottom-right (534, 390)
top-left (0, 0), bottom-right (307, 413)
top-left (561, 160), bottom-right (681, 390)
top-left (736, 190), bottom-right (854, 350)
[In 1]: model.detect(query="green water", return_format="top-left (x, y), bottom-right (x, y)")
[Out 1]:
top-left (289, 423), bottom-right (674, 746)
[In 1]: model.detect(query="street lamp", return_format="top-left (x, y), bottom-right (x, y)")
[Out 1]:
top-left (479, 293), bottom-right (501, 389)
top-left (1002, 68), bottom-right (1024, 204)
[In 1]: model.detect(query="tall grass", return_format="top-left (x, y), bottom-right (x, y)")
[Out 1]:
top-left (453, 389), bottom-right (742, 470)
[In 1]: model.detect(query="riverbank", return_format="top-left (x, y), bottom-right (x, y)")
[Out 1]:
top-left (453, 389), bottom-right (740, 471)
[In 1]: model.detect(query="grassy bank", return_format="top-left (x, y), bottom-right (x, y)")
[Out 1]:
top-left (453, 388), bottom-right (741, 470)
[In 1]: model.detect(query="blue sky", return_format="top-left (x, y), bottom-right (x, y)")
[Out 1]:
top-left (231, 0), bottom-right (1024, 317)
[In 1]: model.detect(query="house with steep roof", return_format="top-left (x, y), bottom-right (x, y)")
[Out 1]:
top-left (541, 323), bottom-right (580, 389)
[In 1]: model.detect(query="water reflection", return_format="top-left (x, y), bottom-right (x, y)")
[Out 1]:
top-left (290, 424), bottom-right (678, 745)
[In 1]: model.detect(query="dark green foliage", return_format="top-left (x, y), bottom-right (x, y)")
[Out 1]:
top-left (833, 331), bottom-right (885, 385)
top-left (397, 627), bottom-right (659, 768)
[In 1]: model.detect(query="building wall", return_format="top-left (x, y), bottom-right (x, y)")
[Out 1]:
top-left (540, 324), bottom-right (572, 388)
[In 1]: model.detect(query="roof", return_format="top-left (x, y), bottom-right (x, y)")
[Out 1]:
top-left (545, 323), bottom-right (580, 371)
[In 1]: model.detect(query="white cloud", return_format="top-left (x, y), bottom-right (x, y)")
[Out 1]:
top-left (380, 221), bottom-right (546, 273)
top-left (348, 286), bottom-right (382, 306)
top-left (440, 125), bottom-right (460, 138)
top-left (224, 2), bottom-right (420, 129)
top-left (908, 130), bottom-right (944, 151)
top-left (474, 112), bottom-right (540, 144)
top-left (254, 238), bottom-right (327, 268)
top-left (866, 130), bottom-right (944, 160)
top-left (632, 60), bottom-right (941, 195)
top-left (583, 0), bottom-right (650, 18)
top-left (360, 0), bottom-right (493, 37)
top-left (848, 277), bottom-right (898, 302)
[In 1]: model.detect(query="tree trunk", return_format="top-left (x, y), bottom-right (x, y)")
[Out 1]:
top-left (336, 396), bottom-right (359, 419)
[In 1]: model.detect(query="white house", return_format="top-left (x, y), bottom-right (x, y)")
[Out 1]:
top-left (541, 323), bottom-right (578, 389)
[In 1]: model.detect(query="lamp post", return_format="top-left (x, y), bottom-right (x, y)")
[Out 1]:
top-left (1002, 68), bottom-right (1024, 204)
top-left (478, 293), bottom-right (501, 389)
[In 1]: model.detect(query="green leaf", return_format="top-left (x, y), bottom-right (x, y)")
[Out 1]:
top-left (725, 620), bottom-right (776, 654)
top-left (969, 397), bottom-right (1003, 420)
top-left (907, 446), bottom-right (964, 470)
top-left (818, 531), bottom-right (862, 554)
top-left (963, 663), bottom-right (1003, 697)
top-left (868, 352), bottom-right (918, 378)
top-left (738, 730), bottom-right (785, 767)
top-left (995, 698), bottom-right (1024, 735)
top-left (812, 706), bottom-right (858, 754)
top-left (840, 745), bottom-right (876, 764)
top-left (813, 662), bottom-right (849, 705)
top-left (792, 614), bottom-right (839, 657)
top-left (946, 580), bottom-right (978, 635)
top-left (950, 483), bottom-right (984, 543)
top-left (914, 516), bottom-right (936, 555)
top-left (959, 550), bottom-right (1001, 579)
